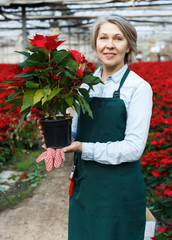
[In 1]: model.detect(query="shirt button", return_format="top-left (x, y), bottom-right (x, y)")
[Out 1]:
top-left (107, 76), bottom-right (112, 81)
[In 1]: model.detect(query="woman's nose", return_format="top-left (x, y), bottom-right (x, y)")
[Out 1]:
top-left (106, 39), bottom-right (114, 49)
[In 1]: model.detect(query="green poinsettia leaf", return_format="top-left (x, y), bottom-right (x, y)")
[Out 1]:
top-left (43, 85), bottom-right (51, 101)
top-left (21, 88), bottom-right (37, 111)
top-left (155, 233), bottom-right (168, 240)
top-left (77, 95), bottom-right (93, 118)
top-left (42, 97), bottom-right (47, 105)
top-left (8, 99), bottom-right (22, 112)
top-left (65, 96), bottom-right (74, 107)
top-left (79, 88), bottom-right (89, 99)
top-left (59, 101), bottom-right (69, 116)
top-left (30, 51), bottom-right (45, 59)
top-left (8, 91), bottom-right (21, 99)
top-left (16, 108), bottom-right (30, 130)
top-left (46, 88), bottom-right (62, 102)
top-left (26, 81), bottom-right (39, 88)
top-left (83, 75), bottom-right (102, 85)
top-left (16, 71), bottom-right (41, 78)
top-left (42, 87), bottom-right (51, 105)
top-left (43, 86), bottom-right (50, 96)
top-left (52, 50), bottom-right (70, 65)
top-left (38, 48), bottom-right (49, 55)
top-left (15, 51), bottom-right (30, 57)
top-left (81, 97), bottom-right (93, 118)
top-left (54, 68), bottom-right (62, 75)
top-left (26, 59), bottom-right (47, 68)
top-left (39, 70), bottom-right (49, 78)
top-left (88, 85), bottom-right (94, 91)
top-left (157, 167), bottom-right (166, 172)
top-left (19, 60), bottom-right (28, 68)
top-left (168, 230), bottom-right (172, 235)
top-left (33, 89), bottom-right (44, 104)
top-left (5, 96), bottom-right (21, 105)
top-left (65, 71), bottom-right (76, 79)
top-left (25, 51), bottom-right (47, 67)
top-left (3, 79), bottom-right (19, 83)
top-left (66, 58), bottom-right (78, 70)
top-left (76, 95), bottom-right (85, 114)
top-left (73, 101), bottom-right (80, 116)
top-left (41, 67), bottom-right (53, 76)
top-left (26, 45), bottom-right (38, 52)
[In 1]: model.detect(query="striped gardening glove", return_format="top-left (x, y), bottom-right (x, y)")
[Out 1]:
top-left (36, 148), bottom-right (65, 171)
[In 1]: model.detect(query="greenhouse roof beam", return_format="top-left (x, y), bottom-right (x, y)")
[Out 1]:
top-left (0, 13), bottom-right (171, 21)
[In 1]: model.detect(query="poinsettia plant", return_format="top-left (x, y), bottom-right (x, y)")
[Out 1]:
top-left (4, 34), bottom-right (101, 129)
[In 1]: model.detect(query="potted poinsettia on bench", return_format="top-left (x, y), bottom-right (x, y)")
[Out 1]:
top-left (4, 34), bottom-right (101, 150)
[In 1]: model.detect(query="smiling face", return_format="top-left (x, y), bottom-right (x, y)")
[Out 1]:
top-left (96, 22), bottom-right (130, 73)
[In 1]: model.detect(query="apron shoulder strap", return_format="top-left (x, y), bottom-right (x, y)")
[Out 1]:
top-left (113, 67), bottom-right (130, 98)
top-left (88, 67), bottom-right (130, 97)
top-left (117, 67), bottom-right (130, 91)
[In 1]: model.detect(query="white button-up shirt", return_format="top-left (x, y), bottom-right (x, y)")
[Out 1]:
top-left (72, 64), bottom-right (153, 165)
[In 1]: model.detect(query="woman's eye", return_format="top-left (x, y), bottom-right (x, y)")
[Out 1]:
top-left (100, 36), bottom-right (106, 40)
top-left (116, 37), bottom-right (123, 41)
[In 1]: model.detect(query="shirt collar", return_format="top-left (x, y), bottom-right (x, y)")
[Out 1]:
top-left (94, 64), bottom-right (128, 83)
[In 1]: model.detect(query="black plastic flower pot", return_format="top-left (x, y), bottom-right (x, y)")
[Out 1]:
top-left (40, 116), bottom-right (72, 149)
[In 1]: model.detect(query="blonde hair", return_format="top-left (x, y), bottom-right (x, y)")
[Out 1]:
top-left (91, 15), bottom-right (137, 64)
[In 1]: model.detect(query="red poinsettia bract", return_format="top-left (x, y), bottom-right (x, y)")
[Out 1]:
top-left (28, 34), bottom-right (66, 52)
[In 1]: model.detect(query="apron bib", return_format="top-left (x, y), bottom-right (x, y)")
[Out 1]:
top-left (68, 68), bottom-right (146, 240)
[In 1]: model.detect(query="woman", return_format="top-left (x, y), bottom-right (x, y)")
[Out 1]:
top-left (62, 15), bottom-right (153, 240)
top-left (41, 15), bottom-right (152, 240)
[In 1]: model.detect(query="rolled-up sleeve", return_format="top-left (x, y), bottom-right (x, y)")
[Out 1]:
top-left (72, 113), bottom-right (78, 140)
top-left (81, 81), bottom-right (153, 165)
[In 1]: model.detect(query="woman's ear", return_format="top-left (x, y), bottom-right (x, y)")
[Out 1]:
top-left (126, 46), bottom-right (130, 53)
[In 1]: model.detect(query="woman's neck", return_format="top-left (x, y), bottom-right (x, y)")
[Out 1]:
top-left (101, 64), bottom-right (125, 82)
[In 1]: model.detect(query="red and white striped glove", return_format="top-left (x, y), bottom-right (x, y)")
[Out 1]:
top-left (36, 148), bottom-right (65, 171)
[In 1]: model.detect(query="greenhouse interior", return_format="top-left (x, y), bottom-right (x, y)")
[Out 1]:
top-left (0, 1), bottom-right (171, 240)
top-left (0, 0), bottom-right (172, 62)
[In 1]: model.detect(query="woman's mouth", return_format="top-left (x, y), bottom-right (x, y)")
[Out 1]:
top-left (104, 52), bottom-right (116, 59)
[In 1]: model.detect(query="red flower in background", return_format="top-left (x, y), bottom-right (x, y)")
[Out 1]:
top-left (21, 67), bottom-right (35, 73)
top-left (130, 62), bottom-right (172, 237)
top-left (6, 67), bottom-right (35, 87)
top-left (19, 171), bottom-right (28, 182)
top-left (153, 180), bottom-right (172, 198)
top-left (0, 61), bottom-right (172, 239)
top-left (156, 227), bottom-right (166, 233)
top-left (8, 65), bottom-right (23, 79)
top-left (152, 169), bottom-right (160, 177)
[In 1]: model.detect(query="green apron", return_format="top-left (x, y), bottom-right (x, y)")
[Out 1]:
top-left (68, 68), bottom-right (146, 240)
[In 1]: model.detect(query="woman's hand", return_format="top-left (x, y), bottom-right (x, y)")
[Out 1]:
top-left (37, 119), bottom-right (82, 153)
top-left (62, 141), bottom-right (82, 153)
top-left (37, 119), bottom-right (46, 149)
top-left (37, 119), bottom-right (44, 135)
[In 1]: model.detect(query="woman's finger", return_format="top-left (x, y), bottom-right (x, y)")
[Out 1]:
top-left (40, 130), bottom-right (44, 135)
top-left (42, 144), bottom-right (47, 150)
top-left (38, 125), bottom-right (43, 131)
top-left (62, 141), bottom-right (82, 153)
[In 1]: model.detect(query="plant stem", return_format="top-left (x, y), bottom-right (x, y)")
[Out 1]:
top-left (52, 111), bottom-right (56, 119)
top-left (38, 76), bottom-right (42, 88)
top-left (68, 82), bottom-right (76, 96)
